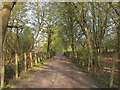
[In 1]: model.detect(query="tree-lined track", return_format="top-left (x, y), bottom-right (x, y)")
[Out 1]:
top-left (1, 1), bottom-right (119, 88)
top-left (12, 55), bottom-right (97, 88)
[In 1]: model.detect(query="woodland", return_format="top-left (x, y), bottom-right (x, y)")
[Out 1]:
top-left (0, 2), bottom-right (120, 88)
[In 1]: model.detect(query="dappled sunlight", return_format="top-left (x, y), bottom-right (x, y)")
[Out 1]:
top-left (12, 56), bottom-right (97, 88)
top-left (1, 1), bottom-right (119, 88)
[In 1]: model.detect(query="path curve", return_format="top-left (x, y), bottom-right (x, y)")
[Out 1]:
top-left (13, 56), bottom-right (98, 88)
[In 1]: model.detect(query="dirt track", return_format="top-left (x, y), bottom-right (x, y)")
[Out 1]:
top-left (13, 56), bottom-right (98, 88)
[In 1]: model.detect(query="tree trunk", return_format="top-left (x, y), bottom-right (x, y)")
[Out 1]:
top-left (71, 41), bottom-right (75, 58)
top-left (1, 50), bottom-right (5, 88)
top-left (2, 2), bottom-right (16, 42)
top-left (109, 58), bottom-right (116, 88)
top-left (117, 24), bottom-right (120, 59)
top-left (47, 31), bottom-right (52, 58)
top-left (82, 3), bottom-right (94, 71)
top-left (71, 28), bottom-right (75, 58)
top-left (15, 15), bottom-right (20, 54)
top-left (1, 2), bottom-right (16, 88)
top-left (91, 3), bottom-right (99, 70)
top-left (84, 26), bottom-right (94, 71)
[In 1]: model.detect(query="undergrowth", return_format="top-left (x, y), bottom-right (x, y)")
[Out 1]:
top-left (70, 57), bottom-right (119, 88)
top-left (2, 59), bottom-right (47, 89)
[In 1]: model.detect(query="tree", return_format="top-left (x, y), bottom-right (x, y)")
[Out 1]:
top-left (1, 2), bottom-right (16, 88)
top-left (2, 2), bottom-right (16, 42)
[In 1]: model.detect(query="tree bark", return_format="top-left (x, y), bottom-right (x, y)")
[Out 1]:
top-left (47, 31), bottom-right (52, 58)
top-left (84, 25), bottom-right (94, 71)
top-left (117, 24), bottom-right (120, 59)
top-left (1, 2), bottom-right (16, 88)
top-left (82, 3), bottom-right (94, 71)
top-left (70, 23), bottom-right (75, 58)
top-left (2, 2), bottom-right (16, 42)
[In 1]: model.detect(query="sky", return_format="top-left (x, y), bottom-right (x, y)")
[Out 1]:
top-left (1, 0), bottom-right (119, 2)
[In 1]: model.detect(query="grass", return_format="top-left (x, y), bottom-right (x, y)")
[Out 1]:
top-left (2, 59), bottom-right (47, 89)
top-left (87, 72), bottom-right (109, 88)
top-left (0, 84), bottom-right (12, 90)
top-left (36, 60), bottom-right (46, 66)
top-left (70, 57), bottom-right (119, 88)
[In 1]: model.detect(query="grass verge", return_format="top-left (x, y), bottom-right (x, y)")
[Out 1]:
top-left (70, 57), bottom-right (119, 88)
top-left (2, 59), bottom-right (47, 89)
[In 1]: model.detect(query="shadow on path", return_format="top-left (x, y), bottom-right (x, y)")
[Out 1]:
top-left (12, 56), bottom-right (98, 88)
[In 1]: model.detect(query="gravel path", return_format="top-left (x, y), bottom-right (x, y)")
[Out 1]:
top-left (13, 56), bottom-right (98, 88)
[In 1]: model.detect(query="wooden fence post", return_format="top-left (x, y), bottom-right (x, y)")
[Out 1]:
top-left (98, 56), bottom-right (101, 67)
top-left (35, 53), bottom-right (37, 65)
top-left (38, 57), bottom-right (40, 62)
top-left (41, 54), bottom-right (43, 61)
top-left (82, 54), bottom-right (85, 67)
top-left (24, 53), bottom-right (27, 72)
top-left (44, 54), bottom-right (46, 60)
top-left (30, 52), bottom-right (33, 68)
top-left (15, 53), bottom-right (18, 79)
top-left (109, 58), bottom-right (116, 88)
top-left (87, 53), bottom-right (91, 72)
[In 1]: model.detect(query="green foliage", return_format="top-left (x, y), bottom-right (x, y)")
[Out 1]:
top-left (37, 61), bottom-right (44, 66)
top-left (3, 84), bottom-right (11, 89)
top-left (5, 64), bottom-right (15, 84)
top-left (19, 27), bottom-right (34, 52)
top-left (2, 2), bottom-right (119, 88)
top-left (51, 35), bottom-right (64, 52)
top-left (79, 48), bottom-right (88, 53)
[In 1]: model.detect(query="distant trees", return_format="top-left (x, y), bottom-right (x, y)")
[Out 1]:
top-left (1, 2), bottom-right (119, 88)
top-left (109, 2), bottom-right (120, 59)
top-left (53, 2), bottom-right (119, 71)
